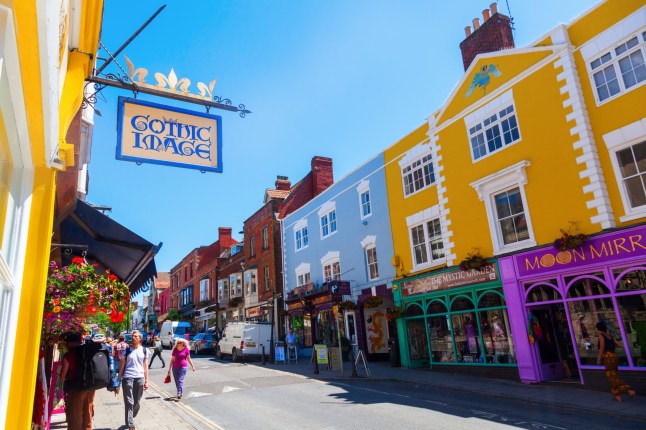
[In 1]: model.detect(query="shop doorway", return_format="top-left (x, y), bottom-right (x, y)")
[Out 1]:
top-left (530, 305), bottom-right (579, 381)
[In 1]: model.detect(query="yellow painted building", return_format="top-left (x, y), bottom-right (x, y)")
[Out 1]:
top-left (386, 0), bottom-right (646, 388)
top-left (0, 1), bottom-right (103, 427)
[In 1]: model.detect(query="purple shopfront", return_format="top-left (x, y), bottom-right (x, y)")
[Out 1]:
top-left (500, 225), bottom-right (646, 386)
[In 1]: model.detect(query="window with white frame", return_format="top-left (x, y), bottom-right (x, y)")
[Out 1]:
top-left (356, 180), bottom-right (372, 219)
top-left (263, 266), bottom-right (270, 292)
top-left (366, 246), bottom-right (379, 281)
top-left (218, 279), bottom-right (229, 301)
top-left (588, 29), bottom-right (646, 103)
top-left (470, 160), bottom-right (536, 254)
top-left (262, 226), bottom-right (269, 249)
top-left (468, 105), bottom-right (520, 161)
top-left (321, 251), bottom-right (341, 282)
top-left (318, 202), bottom-right (337, 239)
top-left (295, 263), bottom-right (311, 287)
top-left (604, 118), bottom-right (646, 221)
top-left (244, 269), bottom-right (257, 294)
top-left (402, 154), bottom-right (435, 196)
top-left (249, 236), bottom-right (256, 257)
top-left (410, 218), bottom-right (445, 266)
top-left (199, 278), bottom-right (209, 302)
top-left (294, 219), bottom-right (308, 251)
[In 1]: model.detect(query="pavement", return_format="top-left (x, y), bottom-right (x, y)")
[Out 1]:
top-left (48, 357), bottom-right (645, 429)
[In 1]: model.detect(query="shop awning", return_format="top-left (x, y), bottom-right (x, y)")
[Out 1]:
top-left (58, 199), bottom-right (162, 295)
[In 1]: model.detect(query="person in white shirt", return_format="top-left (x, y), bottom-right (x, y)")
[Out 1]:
top-left (118, 330), bottom-right (149, 430)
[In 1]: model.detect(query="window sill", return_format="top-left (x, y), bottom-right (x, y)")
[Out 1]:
top-left (493, 239), bottom-right (537, 256)
top-left (412, 259), bottom-right (446, 273)
top-left (620, 211), bottom-right (646, 223)
top-left (403, 182), bottom-right (436, 200)
top-left (295, 245), bottom-right (309, 252)
top-left (592, 79), bottom-right (646, 108)
top-left (321, 231), bottom-right (338, 240)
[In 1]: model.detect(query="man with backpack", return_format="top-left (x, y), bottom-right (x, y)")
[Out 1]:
top-left (59, 333), bottom-right (95, 430)
top-left (117, 330), bottom-right (149, 430)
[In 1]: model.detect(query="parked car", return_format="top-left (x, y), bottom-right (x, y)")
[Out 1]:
top-left (190, 333), bottom-right (215, 355)
top-left (92, 333), bottom-right (106, 342)
top-left (215, 322), bottom-right (272, 361)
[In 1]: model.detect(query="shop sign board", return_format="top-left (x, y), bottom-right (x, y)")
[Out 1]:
top-left (247, 306), bottom-right (260, 318)
top-left (514, 225), bottom-right (646, 278)
top-left (274, 341), bottom-right (285, 363)
top-left (314, 344), bottom-right (328, 364)
top-left (116, 96), bottom-right (223, 172)
top-left (401, 264), bottom-right (498, 297)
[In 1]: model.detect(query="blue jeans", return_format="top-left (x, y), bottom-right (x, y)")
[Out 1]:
top-left (172, 366), bottom-right (187, 396)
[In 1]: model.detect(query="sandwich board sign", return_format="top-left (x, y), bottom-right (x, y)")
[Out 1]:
top-left (116, 96), bottom-right (223, 172)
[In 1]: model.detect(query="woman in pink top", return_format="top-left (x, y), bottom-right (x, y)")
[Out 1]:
top-left (167, 338), bottom-right (195, 400)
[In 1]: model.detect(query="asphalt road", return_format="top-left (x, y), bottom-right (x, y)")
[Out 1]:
top-left (148, 355), bottom-right (644, 430)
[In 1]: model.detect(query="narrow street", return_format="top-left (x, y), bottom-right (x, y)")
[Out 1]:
top-left (144, 355), bottom-right (645, 430)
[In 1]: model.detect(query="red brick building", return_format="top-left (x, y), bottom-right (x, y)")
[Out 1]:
top-left (170, 227), bottom-right (236, 327)
top-left (241, 156), bottom-right (334, 341)
top-left (459, 2), bottom-right (514, 70)
top-left (216, 242), bottom-right (246, 326)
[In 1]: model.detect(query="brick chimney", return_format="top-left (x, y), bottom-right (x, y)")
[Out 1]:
top-left (311, 156), bottom-right (333, 196)
top-left (459, 2), bottom-right (514, 71)
top-left (275, 175), bottom-right (291, 191)
top-left (218, 227), bottom-right (232, 242)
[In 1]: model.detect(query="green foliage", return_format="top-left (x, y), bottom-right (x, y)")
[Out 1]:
top-left (167, 309), bottom-right (181, 321)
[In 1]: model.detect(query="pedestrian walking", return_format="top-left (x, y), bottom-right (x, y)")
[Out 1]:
top-left (114, 334), bottom-right (128, 361)
top-left (118, 330), bottom-right (149, 430)
top-left (59, 332), bottom-right (95, 430)
top-left (167, 338), bottom-right (195, 400)
top-left (596, 322), bottom-right (637, 402)
top-left (148, 336), bottom-right (165, 368)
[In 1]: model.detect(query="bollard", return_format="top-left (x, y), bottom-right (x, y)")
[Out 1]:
top-left (350, 348), bottom-right (358, 377)
top-left (262, 345), bottom-right (266, 365)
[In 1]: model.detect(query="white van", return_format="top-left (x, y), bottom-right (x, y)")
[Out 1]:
top-left (215, 322), bottom-right (272, 361)
top-left (160, 321), bottom-right (192, 348)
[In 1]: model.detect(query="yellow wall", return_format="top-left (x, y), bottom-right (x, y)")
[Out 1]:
top-left (440, 56), bottom-right (596, 261)
top-left (570, 0), bottom-right (646, 228)
top-left (5, 0), bottom-right (103, 427)
top-left (384, 123), bottom-right (435, 276)
top-left (439, 50), bottom-right (553, 123)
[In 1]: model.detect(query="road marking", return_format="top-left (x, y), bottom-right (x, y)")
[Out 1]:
top-left (149, 380), bottom-right (224, 430)
top-left (186, 391), bottom-right (212, 399)
top-left (222, 386), bottom-right (241, 393)
top-left (336, 383), bottom-right (448, 406)
top-left (470, 409), bottom-right (566, 429)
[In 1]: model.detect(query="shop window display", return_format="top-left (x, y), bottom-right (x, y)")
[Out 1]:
top-left (565, 273), bottom-right (609, 297)
top-left (452, 313), bottom-right (481, 363)
top-left (405, 302), bottom-right (424, 316)
top-left (567, 298), bottom-right (628, 366)
top-left (614, 268), bottom-right (646, 292)
top-left (479, 309), bottom-right (514, 364)
top-left (427, 315), bottom-right (453, 362)
top-left (406, 318), bottom-right (429, 362)
top-left (526, 283), bottom-right (562, 303)
top-left (617, 294), bottom-right (646, 367)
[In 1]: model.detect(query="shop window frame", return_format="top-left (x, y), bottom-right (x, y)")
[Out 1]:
top-left (401, 284), bottom-right (515, 368)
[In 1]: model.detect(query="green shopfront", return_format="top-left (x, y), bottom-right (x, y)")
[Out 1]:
top-left (394, 262), bottom-right (517, 373)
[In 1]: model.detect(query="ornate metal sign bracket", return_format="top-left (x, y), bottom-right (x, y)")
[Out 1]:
top-left (83, 4), bottom-right (251, 118)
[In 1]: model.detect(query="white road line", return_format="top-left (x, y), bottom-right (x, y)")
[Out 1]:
top-left (149, 380), bottom-right (225, 430)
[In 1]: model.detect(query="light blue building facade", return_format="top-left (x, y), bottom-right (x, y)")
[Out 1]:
top-left (281, 152), bottom-right (397, 357)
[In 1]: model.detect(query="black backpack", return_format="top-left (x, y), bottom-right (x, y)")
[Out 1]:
top-left (73, 342), bottom-right (111, 391)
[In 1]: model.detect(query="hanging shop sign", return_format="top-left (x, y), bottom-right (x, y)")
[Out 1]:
top-left (116, 96), bottom-right (223, 172)
top-left (401, 264), bottom-right (498, 297)
top-left (515, 225), bottom-right (646, 278)
top-left (246, 306), bottom-right (260, 318)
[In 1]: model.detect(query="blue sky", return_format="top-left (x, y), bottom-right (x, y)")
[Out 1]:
top-left (89, 0), bottom-right (600, 288)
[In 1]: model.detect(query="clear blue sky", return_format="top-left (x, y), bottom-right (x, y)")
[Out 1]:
top-left (89, 0), bottom-right (600, 286)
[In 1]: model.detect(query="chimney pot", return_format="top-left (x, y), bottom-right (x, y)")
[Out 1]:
top-left (490, 2), bottom-right (498, 14)
top-left (472, 18), bottom-right (481, 30)
top-left (483, 9), bottom-right (491, 21)
top-left (464, 26), bottom-right (472, 37)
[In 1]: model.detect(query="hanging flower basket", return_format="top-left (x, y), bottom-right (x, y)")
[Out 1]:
top-left (337, 300), bottom-right (357, 311)
top-left (364, 296), bottom-right (383, 308)
top-left (459, 252), bottom-right (487, 271)
top-left (43, 258), bottom-right (130, 342)
top-left (386, 306), bottom-right (405, 321)
top-left (553, 229), bottom-right (587, 251)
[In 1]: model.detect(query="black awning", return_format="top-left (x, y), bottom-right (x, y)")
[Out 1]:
top-left (59, 199), bottom-right (162, 295)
